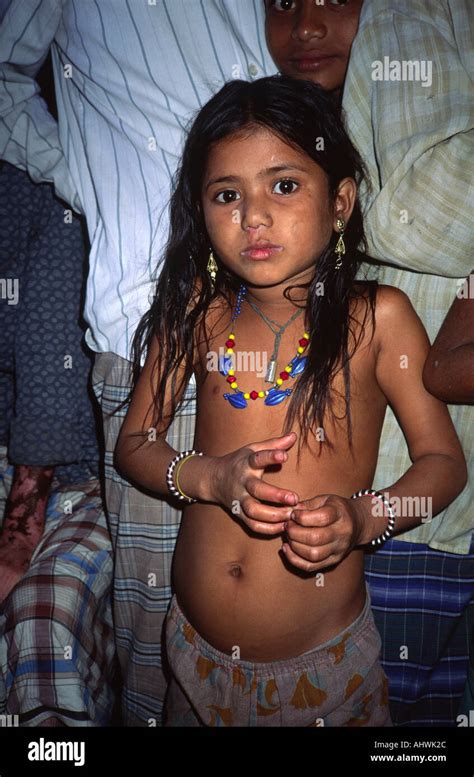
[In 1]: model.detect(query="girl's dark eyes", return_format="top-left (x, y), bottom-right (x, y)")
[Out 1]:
top-left (214, 190), bottom-right (240, 204)
top-left (213, 179), bottom-right (299, 202)
top-left (273, 179), bottom-right (299, 195)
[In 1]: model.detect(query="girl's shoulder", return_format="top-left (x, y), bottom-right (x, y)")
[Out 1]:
top-left (352, 281), bottom-right (413, 317)
top-left (369, 283), bottom-right (422, 358)
top-left (372, 283), bottom-right (416, 323)
top-left (349, 282), bottom-right (416, 355)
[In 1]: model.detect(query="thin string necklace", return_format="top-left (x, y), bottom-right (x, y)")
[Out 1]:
top-left (220, 284), bottom-right (310, 409)
top-left (245, 297), bottom-right (304, 383)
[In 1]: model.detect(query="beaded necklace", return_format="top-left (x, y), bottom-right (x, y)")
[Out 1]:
top-left (220, 284), bottom-right (310, 408)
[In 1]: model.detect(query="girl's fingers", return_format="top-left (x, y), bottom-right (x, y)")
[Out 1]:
top-left (284, 538), bottom-right (335, 564)
top-left (250, 432), bottom-right (297, 455)
top-left (248, 448), bottom-right (289, 470)
top-left (291, 506), bottom-right (337, 526)
top-left (240, 496), bottom-right (294, 525)
top-left (285, 523), bottom-right (335, 546)
top-left (281, 543), bottom-right (339, 573)
top-left (243, 518), bottom-right (286, 536)
top-left (246, 476), bottom-right (298, 506)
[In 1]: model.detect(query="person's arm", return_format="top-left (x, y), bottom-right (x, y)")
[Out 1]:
top-left (114, 332), bottom-right (216, 501)
top-left (343, 0), bottom-right (473, 277)
top-left (1, 464), bottom-right (54, 540)
top-left (423, 274), bottom-right (474, 404)
top-left (282, 286), bottom-right (467, 572)
top-left (0, 0), bottom-right (81, 210)
top-left (353, 286), bottom-right (467, 543)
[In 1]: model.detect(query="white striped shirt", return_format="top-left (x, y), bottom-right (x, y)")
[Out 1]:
top-left (0, 0), bottom-right (277, 359)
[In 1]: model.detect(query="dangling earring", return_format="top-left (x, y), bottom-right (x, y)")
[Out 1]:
top-left (334, 216), bottom-right (346, 271)
top-left (207, 249), bottom-right (218, 287)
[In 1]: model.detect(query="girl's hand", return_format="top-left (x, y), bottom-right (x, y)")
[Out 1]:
top-left (281, 494), bottom-right (365, 572)
top-left (210, 432), bottom-right (299, 535)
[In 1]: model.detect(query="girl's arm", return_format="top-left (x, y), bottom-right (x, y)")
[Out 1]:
top-left (114, 333), bottom-right (216, 502)
top-left (282, 285), bottom-right (468, 573)
top-left (422, 273), bottom-right (474, 404)
top-left (355, 284), bottom-right (467, 543)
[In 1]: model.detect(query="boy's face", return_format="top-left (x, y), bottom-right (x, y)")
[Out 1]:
top-left (264, 0), bottom-right (363, 92)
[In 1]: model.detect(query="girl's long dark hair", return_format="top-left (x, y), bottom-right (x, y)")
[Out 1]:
top-left (120, 75), bottom-right (377, 458)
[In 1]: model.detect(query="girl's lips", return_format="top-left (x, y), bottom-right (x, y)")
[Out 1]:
top-left (240, 245), bottom-right (283, 260)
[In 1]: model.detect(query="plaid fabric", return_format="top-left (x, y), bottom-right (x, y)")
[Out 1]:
top-left (0, 448), bottom-right (116, 726)
top-left (91, 351), bottom-right (197, 727)
top-left (365, 536), bottom-right (474, 727)
top-left (343, 0), bottom-right (474, 554)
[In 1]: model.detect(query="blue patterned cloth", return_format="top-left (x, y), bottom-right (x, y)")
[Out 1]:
top-left (0, 161), bottom-right (99, 483)
top-left (365, 536), bottom-right (474, 727)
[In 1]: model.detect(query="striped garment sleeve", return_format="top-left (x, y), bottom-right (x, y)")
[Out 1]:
top-left (0, 0), bottom-right (82, 210)
top-left (343, 0), bottom-right (474, 276)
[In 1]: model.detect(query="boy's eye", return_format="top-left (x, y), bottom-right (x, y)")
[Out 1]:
top-left (328, 0), bottom-right (350, 5)
top-left (273, 179), bottom-right (298, 195)
top-left (267, 0), bottom-right (297, 13)
top-left (214, 189), bottom-right (241, 204)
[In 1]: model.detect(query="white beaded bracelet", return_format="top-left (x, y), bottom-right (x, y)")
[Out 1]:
top-left (166, 449), bottom-right (203, 504)
top-left (351, 488), bottom-right (396, 547)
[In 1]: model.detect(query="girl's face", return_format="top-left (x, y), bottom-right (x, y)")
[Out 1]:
top-left (264, 0), bottom-right (363, 92)
top-left (201, 126), bottom-right (355, 298)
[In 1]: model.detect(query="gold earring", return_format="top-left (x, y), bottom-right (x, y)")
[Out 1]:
top-left (334, 216), bottom-right (345, 271)
top-left (207, 249), bottom-right (218, 287)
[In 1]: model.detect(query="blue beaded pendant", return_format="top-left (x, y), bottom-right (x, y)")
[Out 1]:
top-left (264, 387), bottom-right (293, 406)
top-left (218, 354), bottom-right (233, 376)
top-left (289, 355), bottom-right (307, 377)
top-left (223, 391), bottom-right (248, 409)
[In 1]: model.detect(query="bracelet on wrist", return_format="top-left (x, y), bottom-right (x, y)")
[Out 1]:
top-left (166, 449), bottom-right (203, 504)
top-left (351, 488), bottom-right (396, 547)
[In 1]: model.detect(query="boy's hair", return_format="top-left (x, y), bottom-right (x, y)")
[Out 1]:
top-left (123, 75), bottom-right (376, 456)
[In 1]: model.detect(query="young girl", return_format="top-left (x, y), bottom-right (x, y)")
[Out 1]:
top-left (114, 76), bottom-right (466, 727)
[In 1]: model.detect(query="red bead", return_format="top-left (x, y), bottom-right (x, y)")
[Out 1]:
top-left (226, 375), bottom-right (235, 384)
top-left (250, 391), bottom-right (259, 400)
top-left (280, 372), bottom-right (289, 380)
top-left (225, 339), bottom-right (235, 348)
top-left (299, 338), bottom-right (309, 348)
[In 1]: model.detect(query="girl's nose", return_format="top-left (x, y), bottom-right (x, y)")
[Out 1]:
top-left (241, 202), bottom-right (272, 232)
top-left (292, 6), bottom-right (327, 42)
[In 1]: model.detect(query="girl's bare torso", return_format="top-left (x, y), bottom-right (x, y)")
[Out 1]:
top-left (173, 289), bottom-right (387, 660)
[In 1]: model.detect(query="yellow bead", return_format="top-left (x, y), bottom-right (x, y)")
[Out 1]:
top-left (285, 366), bottom-right (292, 373)
top-left (276, 378), bottom-right (283, 385)
top-left (226, 348), bottom-right (234, 355)
top-left (228, 369), bottom-right (235, 376)
top-left (230, 382), bottom-right (238, 389)
top-left (258, 391), bottom-right (265, 398)
top-left (243, 393), bottom-right (250, 400)
top-left (229, 333), bottom-right (235, 340)
top-left (304, 332), bottom-right (310, 339)
top-left (297, 346), bottom-right (304, 354)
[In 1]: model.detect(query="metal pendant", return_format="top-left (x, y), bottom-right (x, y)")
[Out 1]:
top-left (265, 359), bottom-right (277, 383)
